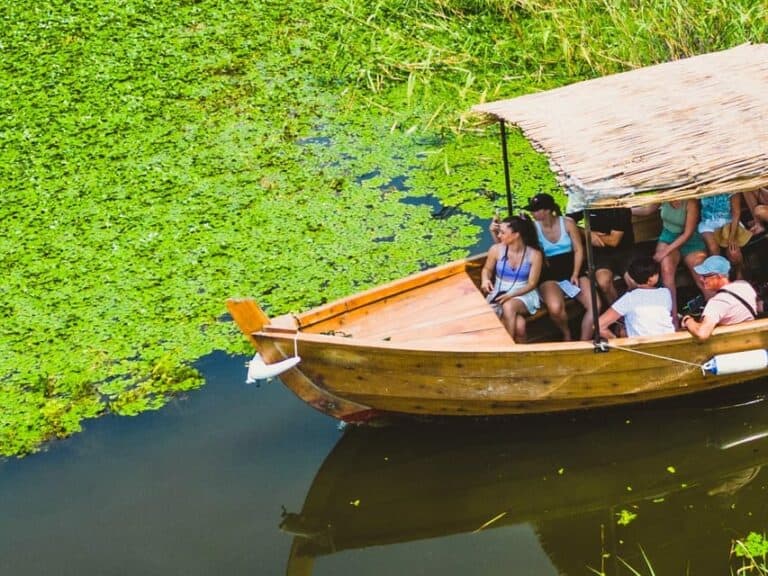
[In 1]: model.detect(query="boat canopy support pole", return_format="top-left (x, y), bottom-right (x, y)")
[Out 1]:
top-left (499, 120), bottom-right (514, 216)
top-left (583, 209), bottom-right (608, 352)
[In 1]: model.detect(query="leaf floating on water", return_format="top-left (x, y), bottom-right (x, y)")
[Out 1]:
top-left (666, 465), bottom-right (676, 474)
top-left (349, 499), bottom-right (360, 507)
top-left (616, 509), bottom-right (637, 526)
top-left (557, 467), bottom-right (565, 475)
top-left (472, 511), bottom-right (507, 533)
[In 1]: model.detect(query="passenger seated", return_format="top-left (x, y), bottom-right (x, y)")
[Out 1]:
top-left (699, 193), bottom-right (751, 274)
top-left (569, 206), bottom-right (634, 306)
top-left (634, 200), bottom-right (708, 328)
top-left (527, 193), bottom-right (597, 341)
top-left (598, 256), bottom-right (675, 339)
top-left (481, 215), bottom-right (544, 342)
top-left (742, 187), bottom-right (768, 235)
top-left (681, 255), bottom-right (758, 341)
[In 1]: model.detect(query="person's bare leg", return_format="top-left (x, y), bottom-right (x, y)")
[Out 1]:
top-left (539, 281), bottom-right (571, 341)
top-left (502, 298), bottom-right (529, 343)
top-left (684, 250), bottom-right (711, 299)
top-left (500, 305), bottom-right (517, 339)
top-left (514, 315), bottom-right (527, 343)
top-left (657, 243), bottom-right (681, 328)
top-left (576, 276), bottom-right (598, 341)
top-left (595, 268), bottom-right (617, 307)
top-left (701, 231), bottom-right (719, 256)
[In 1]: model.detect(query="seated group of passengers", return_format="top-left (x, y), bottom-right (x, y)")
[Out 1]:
top-left (483, 191), bottom-right (761, 343)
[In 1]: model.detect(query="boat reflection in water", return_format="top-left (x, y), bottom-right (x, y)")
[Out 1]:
top-left (282, 382), bottom-right (768, 575)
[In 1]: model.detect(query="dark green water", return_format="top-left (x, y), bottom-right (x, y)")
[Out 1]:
top-left (1, 350), bottom-right (767, 575)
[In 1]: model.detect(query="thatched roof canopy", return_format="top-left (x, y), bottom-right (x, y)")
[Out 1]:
top-left (473, 43), bottom-right (768, 209)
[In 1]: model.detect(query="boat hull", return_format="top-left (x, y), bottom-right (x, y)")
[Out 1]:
top-left (259, 322), bottom-right (768, 419)
top-left (228, 248), bottom-right (768, 421)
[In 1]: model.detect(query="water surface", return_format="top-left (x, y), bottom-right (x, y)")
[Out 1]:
top-left (1, 352), bottom-right (767, 575)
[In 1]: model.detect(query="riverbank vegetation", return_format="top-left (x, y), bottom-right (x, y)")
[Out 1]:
top-left (1, 0), bottom-right (766, 456)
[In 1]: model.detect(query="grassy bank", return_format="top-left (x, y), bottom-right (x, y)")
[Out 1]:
top-left (1, 0), bottom-right (766, 455)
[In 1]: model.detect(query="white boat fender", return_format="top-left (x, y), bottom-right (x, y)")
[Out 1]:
top-left (246, 352), bottom-right (301, 383)
top-left (702, 349), bottom-right (768, 376)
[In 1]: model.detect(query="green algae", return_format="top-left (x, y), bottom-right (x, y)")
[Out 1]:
top-left (1, 0), bottom-right (765, 455)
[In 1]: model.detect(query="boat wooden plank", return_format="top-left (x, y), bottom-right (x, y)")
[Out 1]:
top-left (307, 272), bottom-right (492, 339)
top-left (256, 338), bottom-right (374, 420)
top-left (308, 272), bottom-right (479, 335)
top-left (226, 298), bottom-right (270, 348)
top-left (384, 315), bottom-right (510, 344)
top-left (338, 370), bottom-right (754, 415)
top-left (259, 323), bottom-right (768, 412)
top-left (297, 258), bottom-right (474, 328)
top-left (388, 326), bottom-right (513, 347)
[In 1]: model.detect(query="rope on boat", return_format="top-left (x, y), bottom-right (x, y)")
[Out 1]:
top-left (601, 341), bottom-right (704, 369)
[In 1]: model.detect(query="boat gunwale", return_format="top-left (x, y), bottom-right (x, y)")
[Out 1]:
top-left (260, 316), bottom-right (768, 354)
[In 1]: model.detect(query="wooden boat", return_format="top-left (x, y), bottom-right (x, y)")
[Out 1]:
top-left (281, 389), bottom-right (768, 575)
top-left (228, 44), bottom-right (768, 422)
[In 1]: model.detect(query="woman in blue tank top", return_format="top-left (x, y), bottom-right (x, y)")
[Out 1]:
top-left (527, 193), bottom-right (597, 341)
top-left (481, 215), bottom-right (543, 342)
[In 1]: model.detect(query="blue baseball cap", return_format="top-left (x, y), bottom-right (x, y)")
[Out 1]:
top-left (694, 255), bottom-right (730, 276)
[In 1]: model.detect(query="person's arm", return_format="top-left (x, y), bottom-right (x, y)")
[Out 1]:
top-left (727, 194), bottom-right (742, 256)
top-left (489, 214), bottom-right (502, 244)
top-left (481, 246), bottom-right (499, 294)
top-left (742, 191), bottom-right (765, 234)
top-left (598, 307), bottom-right (621, 339)
top-left (496, 250), bottom-right (543, 302)
top-left (655, 200), bottom-right (700, 261)
top-left (590, 209), bottom-right (631, 248)
top-left (681, 314), bottom-right (718, 340)
top-left (594, 228), bottom-right (624, 248)
top-left (565, 217), bottom-right (584, 284)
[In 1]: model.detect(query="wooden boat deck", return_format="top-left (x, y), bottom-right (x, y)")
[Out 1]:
top-left (301, 271), bottom-right (515, 347)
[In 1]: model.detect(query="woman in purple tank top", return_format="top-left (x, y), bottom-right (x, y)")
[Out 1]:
top-left (481, 215), bottom-right (543, 342)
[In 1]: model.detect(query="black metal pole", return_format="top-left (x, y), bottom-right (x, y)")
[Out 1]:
top-left (582, 208), bottom-right (605, 350)
top-left (499, 120), bottom-right (513, 215)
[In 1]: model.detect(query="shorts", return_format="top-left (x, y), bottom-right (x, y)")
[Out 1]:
top-left (698, 217), bottom-right (730, 234)
top-left (593, 247), bottom-right (634, 276)
top-left (541, 252), bottom-right (581, 283)
top-left (658, 227), bottom-right (707, 256)
top-left (487, 279), bottom-right (541, 316)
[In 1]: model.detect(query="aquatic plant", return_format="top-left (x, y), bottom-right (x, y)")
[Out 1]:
top-left (1, 0), bottom-right (766, 456)
top-left (732, 532), bottom-right (768, 575)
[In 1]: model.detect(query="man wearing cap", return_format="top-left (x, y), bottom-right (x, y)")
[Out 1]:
top-left (681, 255), bottom-right (757, 340)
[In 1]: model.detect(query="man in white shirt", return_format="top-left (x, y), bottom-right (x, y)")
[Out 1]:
top-left (598, 256), bottom-right (675, 338)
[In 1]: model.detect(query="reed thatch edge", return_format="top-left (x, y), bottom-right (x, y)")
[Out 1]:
top-left (473, 43), bottom-right (768, 209)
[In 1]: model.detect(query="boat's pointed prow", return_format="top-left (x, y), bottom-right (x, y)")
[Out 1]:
top-left (226, 298), bottom-right (271, 347)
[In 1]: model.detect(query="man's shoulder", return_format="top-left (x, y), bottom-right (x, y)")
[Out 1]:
top-left (726, 280), bottom-right (757, 297)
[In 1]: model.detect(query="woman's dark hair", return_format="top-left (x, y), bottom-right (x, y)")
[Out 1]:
top-left (502, 214), bottom-right (541, 252)
top-left (626, 256), bottom-right (659, 285)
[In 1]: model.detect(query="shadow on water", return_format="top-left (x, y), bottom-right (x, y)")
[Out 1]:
top-left (283, 381), bottom-right (768, 576)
